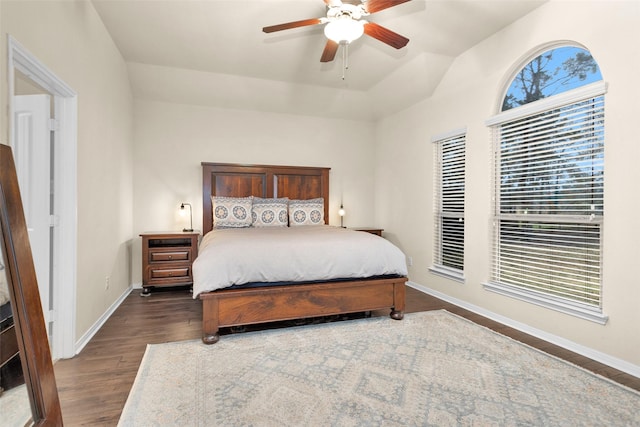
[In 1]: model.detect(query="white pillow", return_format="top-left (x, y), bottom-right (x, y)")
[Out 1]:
top-left (212, 196), bottom-right (253, 228)
top-left (288, 198), bottom-right (324, 226)
top-left (252, 197), bottom-right (289, 227)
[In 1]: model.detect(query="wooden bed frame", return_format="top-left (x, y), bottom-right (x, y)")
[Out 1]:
top-left (199, 162), bottom-right (407, 344)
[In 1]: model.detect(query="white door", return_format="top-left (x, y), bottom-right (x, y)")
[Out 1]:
top-left (12, 94), bottom-right (53, 339)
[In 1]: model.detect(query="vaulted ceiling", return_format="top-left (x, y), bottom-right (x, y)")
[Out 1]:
top-left (92, 0), bottom-right (546, 120)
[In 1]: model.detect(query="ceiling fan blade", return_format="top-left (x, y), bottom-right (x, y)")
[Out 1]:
top-left (320, 40), bottom-right (339, 62)
top-left (363, 21), bottom-right (409, 49)
top-left (362, 0), bottom-right (411, 14)
top-left (263, 18), bottom-right (325, 33)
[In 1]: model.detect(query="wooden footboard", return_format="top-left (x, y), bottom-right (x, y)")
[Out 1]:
top-left (199, 276), bottom-right (407, 344)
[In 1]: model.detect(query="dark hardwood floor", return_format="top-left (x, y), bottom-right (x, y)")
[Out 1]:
top-left (53, 286), bottom-right (640, 426)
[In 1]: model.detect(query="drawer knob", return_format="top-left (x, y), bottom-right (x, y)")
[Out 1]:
top-left (168, 255), bottom-right (172, 259)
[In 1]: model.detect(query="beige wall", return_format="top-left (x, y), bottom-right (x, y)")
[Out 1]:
top-left (131, 99), bottom-right (376, 285)
top-left (0, 1), bottom-right (134, 340)
top-left (376, 0), bottom-right (640, 369)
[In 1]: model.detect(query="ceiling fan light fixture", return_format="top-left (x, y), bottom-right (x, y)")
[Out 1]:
top-left (324, 18), bottom-right (364, 44)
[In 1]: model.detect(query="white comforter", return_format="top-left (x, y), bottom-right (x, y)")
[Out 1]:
top-left (192, 225), bottom-right (407, 297)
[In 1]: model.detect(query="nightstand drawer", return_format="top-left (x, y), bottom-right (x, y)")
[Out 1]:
top-left (0, 323), bottom-right (20, 365)
top-left (149, 250), bottom-right (191, 263)
top-left (150, 267), bottom-right (190, 279)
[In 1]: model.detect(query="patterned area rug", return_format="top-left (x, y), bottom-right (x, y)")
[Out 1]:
top-left (118, 311), bottom-right (640, 426)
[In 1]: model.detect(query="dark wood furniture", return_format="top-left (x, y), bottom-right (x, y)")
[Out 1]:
top-left (352, 227), bottom-right (384, 236)
top-left (0, 144), bottom-right (62, 425)
top-left (198, 162), bottom-right (407, 344)
top-left (140, 231), bottom-right (199, 296)
top-left (1, 306), bottom-right (24, 393)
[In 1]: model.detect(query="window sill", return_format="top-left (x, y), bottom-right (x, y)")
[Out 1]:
top-left (483, 281), bottom-right (608, 325)
top-left (429, 266), bottom-right (465, 283)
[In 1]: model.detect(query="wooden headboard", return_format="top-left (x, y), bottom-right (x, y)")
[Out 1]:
top-left (202, 162), bottom-right (331, 234)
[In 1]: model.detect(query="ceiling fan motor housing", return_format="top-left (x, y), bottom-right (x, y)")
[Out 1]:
top-left (327, 3), bottom-right (368, 21)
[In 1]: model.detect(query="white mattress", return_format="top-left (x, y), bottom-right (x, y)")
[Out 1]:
top-left (192, 225), bottom-right (407, 297)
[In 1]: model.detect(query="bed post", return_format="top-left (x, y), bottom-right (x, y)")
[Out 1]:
top-left (390, 280), bottom-right (406, 320)
top-left (201, 294), bottom-right (220, 344)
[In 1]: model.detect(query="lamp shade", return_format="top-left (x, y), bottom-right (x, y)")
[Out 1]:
top-left (324, 18), bottom-right (364, 44)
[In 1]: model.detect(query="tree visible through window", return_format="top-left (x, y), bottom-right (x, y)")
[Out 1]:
top-left (502, 46), bottom-right (602, 111)
top-left (486, 46), bottom-right (607, 322)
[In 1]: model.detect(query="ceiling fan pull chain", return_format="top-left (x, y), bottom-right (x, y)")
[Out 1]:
top-left (346, 43), bottom-right (350, 70)
top-left (342, 43), bottom-right (347, 80)
top-left (342, 43), bottom-right (351, 80)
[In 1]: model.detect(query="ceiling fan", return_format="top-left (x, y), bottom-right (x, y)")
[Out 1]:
top-left (262, 0), bottom-right (411, 63)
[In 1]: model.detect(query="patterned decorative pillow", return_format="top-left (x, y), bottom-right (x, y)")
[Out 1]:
top-left (288, 198), bottom-right (325, 226)
top-left (211, 196), bottom-right (253, 228)
top-left (252, 197), bottom-right (289, 227)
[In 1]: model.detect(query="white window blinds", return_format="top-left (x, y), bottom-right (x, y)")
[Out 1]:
top-left (433, 130), bottom-right (465, 276)
top-left (487, 84), bottom-right (606, 322)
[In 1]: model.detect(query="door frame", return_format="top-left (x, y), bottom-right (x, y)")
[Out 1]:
top-left (8, 35), bottom-right (78, 359)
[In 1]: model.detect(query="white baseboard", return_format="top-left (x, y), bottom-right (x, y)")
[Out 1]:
top-left (408, 281), bottom-right (640, 379)
top-left (74, 285), bottom-right (133, 355)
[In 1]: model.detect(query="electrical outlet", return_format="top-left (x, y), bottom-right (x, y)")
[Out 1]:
top-left (407, 256), bottom-right (413, 267)
top-left (105, 276), bottom-right (110, 290)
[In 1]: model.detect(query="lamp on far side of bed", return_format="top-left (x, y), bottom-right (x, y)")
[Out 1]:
top-left (339, 203), bottom-right (346, 228)
top-left (180, 203), bottom-right (193, 232)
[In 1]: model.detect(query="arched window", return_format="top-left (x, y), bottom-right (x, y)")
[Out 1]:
top-left (502, 46), bottom-right (602, 111)
top-left (485, 45), bottom-right (607, 323)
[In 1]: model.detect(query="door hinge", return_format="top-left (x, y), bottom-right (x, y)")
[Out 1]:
top-left (49, 118), bottom-right (59, 132)
top-left (50, 214), bottom-right (60, 227)
top-left (49, 309), bottom-right (57, 322)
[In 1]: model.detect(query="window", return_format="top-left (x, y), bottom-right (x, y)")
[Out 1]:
top-left (485, 46), bottom-right (607, 323)
top-left (502, 46), bottom-right (602, 111)
top-left (431, 129), bottom-right (465, 280)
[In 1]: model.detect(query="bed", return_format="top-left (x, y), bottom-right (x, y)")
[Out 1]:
top-left (195, 162), bottom-right (408, 344)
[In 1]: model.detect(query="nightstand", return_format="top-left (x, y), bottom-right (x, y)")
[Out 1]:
top-left (140, 231), bottom-right (199, 296)
top-left (351, 227), bottom-right (384, 237)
